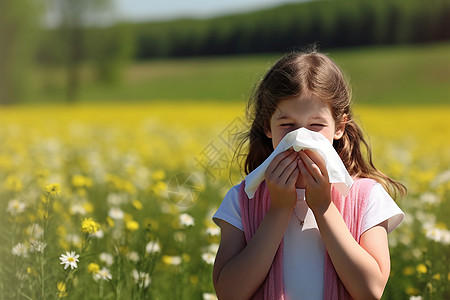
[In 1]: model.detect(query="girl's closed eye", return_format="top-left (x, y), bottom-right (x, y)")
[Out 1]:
top-left (280, 123), bottom-right (295, 127)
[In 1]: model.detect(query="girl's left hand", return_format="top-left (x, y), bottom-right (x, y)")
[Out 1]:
top-left (297, 150), bottom-right (332, 214)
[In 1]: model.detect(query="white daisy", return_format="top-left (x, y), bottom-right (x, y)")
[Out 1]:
top-left (27, 223), bottom-right (44, 239)
top-left (59, 251), bottom-right (80, 270)
top-left (203, 293), bottom-right (218, 300)
top-left (127, 251), bottom-right (140, 262)
top-left (206, 227), bottom-right (220, 236)
top-left (145, 241), bottom-right (161, 254)
top-left (30, 240), bottom-right (47, 253)
top-left (202, 252), bottom-right (215, 265)
top-left (179, 213), bottom-right (195, 227)
top-left (6, 199), bottom-right (26, 216)
top-left (93, 267), bottom-right (112, 281)
top-left (131, 269), bottom-right (151, 288)
top-left (108, 207), bottom-right (125, 220)
top-left (11, 243), bottom-right (29, 258)
top-left (99, 252), bottom-right (114, 266)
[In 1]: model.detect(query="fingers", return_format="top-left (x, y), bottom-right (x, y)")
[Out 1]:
top-left (265, 149), bottom-right (299, 186)
top-left (266, 149), bottom-right (296, 178)
top-left (298, 150), bottom-right (328, 183)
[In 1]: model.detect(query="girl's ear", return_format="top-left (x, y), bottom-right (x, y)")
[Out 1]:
top-left (334, 114), bottom-right (347, 140)
top-left (265, 128), bottom-right (272, 139)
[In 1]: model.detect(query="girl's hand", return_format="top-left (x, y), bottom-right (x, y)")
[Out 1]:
top-left (264, 149), bottom-right (299, 210)
top-left (297, 150), bottom-right (332, 214)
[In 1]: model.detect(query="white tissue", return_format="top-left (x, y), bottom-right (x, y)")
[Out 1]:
top-left (244, 127), bottom-right (353, 198)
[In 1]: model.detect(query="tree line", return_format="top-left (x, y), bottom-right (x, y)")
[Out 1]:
top-left (1, 0), bottom-right (450, 104)
top-left (130, 0), bottom-right (450, 58)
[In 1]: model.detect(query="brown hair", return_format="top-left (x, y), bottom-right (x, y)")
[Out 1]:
top-left (234, 50), bottom-right (406, 199)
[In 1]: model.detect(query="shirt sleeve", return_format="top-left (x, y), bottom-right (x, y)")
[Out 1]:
top-left (212, 183), bottom-right (243, 231)
top-left (361, 183), bottom-right (405, 234)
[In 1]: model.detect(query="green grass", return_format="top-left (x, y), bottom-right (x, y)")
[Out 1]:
top-left (31, 42), bottom-right (450, 105)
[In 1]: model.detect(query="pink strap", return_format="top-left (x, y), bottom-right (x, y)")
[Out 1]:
top-left (239, 180), bottom-right (285, 300)
top-left (324, 178), bottom-right (376, 300)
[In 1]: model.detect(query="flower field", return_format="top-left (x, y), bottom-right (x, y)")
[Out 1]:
top-left (0, 102), bottom-right (449, 299)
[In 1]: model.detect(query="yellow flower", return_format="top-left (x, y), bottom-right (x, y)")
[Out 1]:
top-left (82, 202), bottom-right (94, 213)
top-left (5, 175), bottom-right (22, 192)
top-left (88, 263), bottom-right (100, 274)
top-left (71, 175), bottom-right (93, 188)
top-left (132, 199), bottom-right (143, 210)
top-left (432, 273), bottom-right (441, 280)
top-left (152, 170), bottom-right (166, 181)
top-left (162, 255), bottom-right (182, 265)
top-left (416, 263), bottom-right (427, 274)
top-left (405, 286), bottom-right (420, 296)
top-left (402, 266), bottom-right (414, 276)
top-left (126, 220), bottom-right (139, 231)
top-left (46, 183), bottom-right (61, 196)
top-left (81, 218), bottom-right (100, 234)
top-left (106, 217), bottom-right (115, 228)
top-left (57, 282), bottom-right (67, 298)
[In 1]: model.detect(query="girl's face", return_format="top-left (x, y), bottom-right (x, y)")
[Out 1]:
top-left (265, 94), bottom-right (345, 148)
top-left (265, 94), bottom-right (346, 188)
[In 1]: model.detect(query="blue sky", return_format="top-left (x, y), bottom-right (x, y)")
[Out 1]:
top-left (113, 0), bottom-right (305, 21)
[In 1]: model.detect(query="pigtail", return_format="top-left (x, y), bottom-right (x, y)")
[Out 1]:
top-left (335, 115), bottom-right (407, 199)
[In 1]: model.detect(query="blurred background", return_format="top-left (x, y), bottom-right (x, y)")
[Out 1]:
top-left (1, 1), bottom-right (449, 299)
top-left (1, 0), bottom-right (449, 105)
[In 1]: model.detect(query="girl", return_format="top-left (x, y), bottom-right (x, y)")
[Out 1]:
top-left (212, 50), bottom-right (406, 300)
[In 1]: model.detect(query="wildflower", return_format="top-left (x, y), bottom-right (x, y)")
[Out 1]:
top-left (203, 293), bottom-right (218, 300)
top-left (162, 255), bottom-right (182, 266)
top-left (87, 263), bottom-right (100, 274)
top-left (146, 241), bottom-right (161, 254)
top-left (30, 240), bottom-right (47, 253)
top-left (127, 251), bottom-right (140, 262)
top-left (6, 199), bottom-right (26, 216)
top-left (81, 218), bottom-right (100, 234)
top-left (93, 229), bottom-right (104, 239)
top-left (108, 207), bottom-right (124, 220)
top-left (126, 220), bottom-right (139, 231)
top-left (425, 227), bottom-right (450, 245)
top-left (46, 183), bottom-right (61, 196)
top-left (132, 199), bottom-right (143, 210)
top-left (406, 286), bottom-right (420, 296)
top-left (206, 226), bottom-right (220, 236)
top-left (208, 243), bottom-right (219, 253)
top-left (99, 252), bottom-right (114, 266)
top-left (202, 252), bottom-right (215, 265)
top-left (11, 243), bottom-right (29, 258)
top-left (416, 264), bottom-right (427, 274)
top-left (27, 223), bottom-right (44, 239)
top-left (131, 269), bottom-right (151, 288)
top-left (403, 266), bottom-right (414, 276)
top-left (152, 170), bottom-right (166, 181)
top-left (71, 175), bottom-right (93, 188)
top-left (66, 234), bottom-right (82, 247)
top-left (93, 267), bottom-right (112, 281)
top-left (59, 251), bottom-right (80, 270)
top-left (70, 204), bottom-right (86, 215)
top-left (179, 213), bottom-right (195, 227)
top-left (6, 175), bottom-right (22, 192)
top-left (57, 282), bottom-right (67, 298)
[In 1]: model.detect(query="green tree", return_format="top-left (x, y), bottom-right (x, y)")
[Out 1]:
top-left (0, 0), bottom-right (41, 105)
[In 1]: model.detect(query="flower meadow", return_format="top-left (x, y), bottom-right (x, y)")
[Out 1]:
top-left (0, 102), bottom-right (449, 299)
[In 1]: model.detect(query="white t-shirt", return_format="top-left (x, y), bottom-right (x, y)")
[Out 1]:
top-left (213, 182), bottom-right (404, 300)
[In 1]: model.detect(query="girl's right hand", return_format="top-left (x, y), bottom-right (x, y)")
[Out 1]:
top-left (264, 148), bottom-right (299, 210)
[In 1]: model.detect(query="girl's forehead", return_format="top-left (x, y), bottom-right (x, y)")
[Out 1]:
top-left (273, 96), bottom-right (331, 118)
